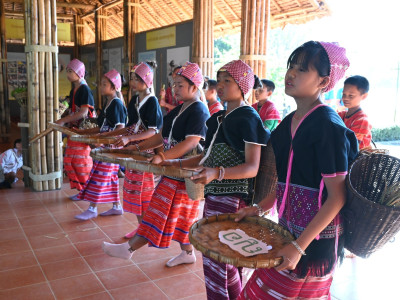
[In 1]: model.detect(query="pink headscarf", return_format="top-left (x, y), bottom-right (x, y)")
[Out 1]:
top-left (176, 62), bottom-right (204, 89)
top-left (319, 42), bottom-right (350, 92)
top-left (218, 60), bottom-right (254, 100)
top-left (132, 62), bottom-right (153, 88)
top-left (67, 59), bottom-right (85, 79)
top-left (104, 69), bottom-right (122, 91)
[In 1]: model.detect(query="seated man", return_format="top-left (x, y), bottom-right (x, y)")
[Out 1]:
top-left (0, 139), bottom-right (23, 189)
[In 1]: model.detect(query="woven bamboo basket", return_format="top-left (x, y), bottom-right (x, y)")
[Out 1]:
top-left (189, 213), bottom-right (294, 268)
top-left (48, 122), bottom-right (77, 136)
top-left (252, 140), bottom-right (277, 204)
top-left (70, 135), bottom-right (118, 145)
top-left (90, 148), bottom-right (204, 200)
top-left (342, 153), bottom-right (400, 258)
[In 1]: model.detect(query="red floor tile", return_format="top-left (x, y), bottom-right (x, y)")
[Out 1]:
top-left (34, 243), bottom-right (81, 264)
top-left (84, 252), bottom-right (134, 272)
top-left (49, 273), bottom-right (105, 299)
top-left (0, 227), bottom-right (26, 242)
top-left (66, 227), bottom-right (109, 243)
top-left (27, 232), bottom-right (71, 250)
top-left (0, 250), bottom-right (38, 271)
top-left (22, 222), bottom-right (64, 238)
top-left (96, 265), bottom-right (150, 290)
top-left (109, 282), bottom-right (169, 300)
top-left (0, 283), bottom-right (55, 300)
top-left (0, 218), bottom-right (19, 231)
top-left (14, 206), bottom-right (50, 218)
top-left (137, 258), bottom-right (191, 280)
top-left (18, 214), bottom-right (57, 228)
top-left (74, 238), bottom-right (113, 257)
top-left (131, 243), bottom-right (181, 263)
top-left (72, 291), bottom-right (113, 300)
top-left (154, 273), bottom-right (206, 299)
top-left (0, 265), bottom-right (46, 290)
top-left (0, 238), bottom-right (30, 255)
top-left (58, 219), bottom-right (99, 233)
top-left (41, 257), bottom-right (92, 281)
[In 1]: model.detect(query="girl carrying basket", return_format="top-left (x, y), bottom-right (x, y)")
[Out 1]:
top-left (236, 41), bottom-right (359, 299)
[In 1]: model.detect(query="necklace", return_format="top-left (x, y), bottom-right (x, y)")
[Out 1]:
top-left (345, 108), bottom-right (361, 119)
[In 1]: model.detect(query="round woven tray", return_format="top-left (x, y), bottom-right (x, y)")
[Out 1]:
top-left (90, 148), bottom-right (204, 200)
top-left (70, 135), bottom-right (118, 145)
top-left (48, 122), bottom-right (77, 136)
top-left (189, 213), bottom-right (294, 268)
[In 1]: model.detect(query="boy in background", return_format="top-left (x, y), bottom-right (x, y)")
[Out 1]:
top-left (339, 75), bottom-right (372, 149)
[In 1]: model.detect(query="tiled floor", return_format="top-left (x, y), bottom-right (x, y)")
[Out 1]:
top-left (0, 180), bottom-right (207, 300)
top-left (0, 128), bottom-right (399, 299)
top-left (1, 179), bottom-right (399, 300)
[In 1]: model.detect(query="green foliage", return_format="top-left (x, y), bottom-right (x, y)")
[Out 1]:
top-left (372, 126), bottom-right (400, 141)
top-left (213, 34), bottom-right (240, 78)
top-left (11, 87), bottom-right (27, 97)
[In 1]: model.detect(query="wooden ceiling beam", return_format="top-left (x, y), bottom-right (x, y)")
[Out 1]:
top-left (270, 0), bottom-right (282, 12)
top-left (169, 0), bottom-right (191, 19)
top-left (214, 6), bottom-right (234, 29)
top-left (5, 0), bottom-right (95, 10)
top-left (81, 0), bottom-right (123, 19)
top-left (272, 7), bottom-right (320, 19)
top-left (140, 0), bottom-right (168, 27)
top-left (220, 0), bottom-right (240, 20)
top-left (5, 10), bottom-right (74, 19)
top-left (308, 0), bottom-right (322, 9)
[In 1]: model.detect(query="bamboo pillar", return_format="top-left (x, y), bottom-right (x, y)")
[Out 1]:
top-left (123, 0), bottom-right (139, 102)
top-left (24, 0), bottom-right (60, 191)
top-left (192, 0), bottom-right (214, 78)
top-left (73, 15), bottom-right (84, 59)
top-left (240, 0), bottom-right (270, 104)
top-left (95, 7), bottom-right (105, 109)
top-left (0, 1), bottom-right (10, 143)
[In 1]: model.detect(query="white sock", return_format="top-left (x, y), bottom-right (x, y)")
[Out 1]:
top-left (113, 204), bottom-right (122, 210)
top-left (166, 250), bottom-right (196, 267)
top-left (102, 241), bottom-right (134, 260)
top-left (88, 206), bottom-right (97, 212)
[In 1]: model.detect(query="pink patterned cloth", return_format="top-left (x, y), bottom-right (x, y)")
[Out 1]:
top-left (133, 62), bottom-right (153, 88)
top-left (67, 59), bottom-right (85, 78)
top-left (218, 60), bottom-right (254, 98)
top-left (104, 69), bottom-right (122, 91)
top-left (177, 62), bottom-right (204, 89)
top-left (319, 42), bottom-right (350, 92)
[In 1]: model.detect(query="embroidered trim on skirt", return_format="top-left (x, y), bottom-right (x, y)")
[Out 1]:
top-left (64, 140), bottom-right (93, 190)
top-left (77, 159), bottom-right (120, 204)
top-left (123, 169), bottom-right (154, 215)
top-left (136, 177), bottom-right (199, 248)
top-left (238, 268), bottom-right (333, 300)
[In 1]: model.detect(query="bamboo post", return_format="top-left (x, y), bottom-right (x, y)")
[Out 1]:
top-left (51, 0), bottom-right (60, 189)
top-left (95, 7), bottom-right (104, 109)
top-left (240, 0), bottom-right (270, 104)
top-left (38, 0), bottom-right (49, 191)
top-left (192, 0), bottom-right (214, 78)
top-left (123, 0), bottom-right (139, 102)
top-left (0, 1), bottom-right (10, 143)
top-left (44, 0), bottom-right (55, 190)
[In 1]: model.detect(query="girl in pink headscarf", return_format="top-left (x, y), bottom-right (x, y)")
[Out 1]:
top-left (102, 62), bottom-right (210, 267)
top-left (236, 41), bottom-right (359, 299)
top-left (101, 61), bottom-right (163, 238)
top-left (56, 59), bottom-right (95, 197)
top-left (73, 69), bottom-right (127, 221)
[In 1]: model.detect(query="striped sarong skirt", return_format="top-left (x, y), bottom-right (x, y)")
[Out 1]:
top-left (64, 140), bottom-right (93, 191)
top-left (238, 268), bottom-right (333, 300)
top-left (123, 169), bottom-right (154, 215)
top-left (136, 176), bottom-right (199, 248)
top-left (77, 159), bottom-right (120, 204)
top-left (203, 194), bottom-right (247, 300)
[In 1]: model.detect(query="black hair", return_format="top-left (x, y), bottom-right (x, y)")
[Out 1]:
top-left (173, 65), bottom-right (182, 73)
top-left (261, 79), bottom-right (275, 92)
top-left (146, 60), bottom-right (158, 69)
top-left (287, 41), bottom-right (330, 78)
top-left (253, 75), bottom-right (262, 89)
top-left (206, 79), bottom-right (217, 90)
top-left (14, 139), bottom-right (21, 148)
top-left (344, 75), bottom-right (369, 94)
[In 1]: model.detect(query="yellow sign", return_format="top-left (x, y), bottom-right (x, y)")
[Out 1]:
top-left (5, 19), bottom-right (25, 40)
top-left (5, 19), bottom-right (71, 42)
top-left (146, 26), bottom-right (176, 50)
top-left (57, 23), bottom-right (72, 42)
